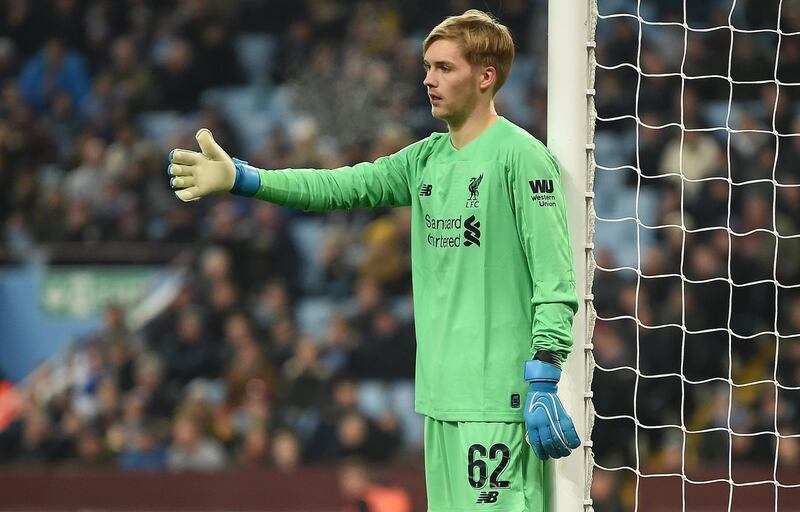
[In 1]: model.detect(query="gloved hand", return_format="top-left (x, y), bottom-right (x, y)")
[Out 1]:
top-left (523, 358), bottom-right (581, 460)
top-left (168, 128), bottom-right (260, 201)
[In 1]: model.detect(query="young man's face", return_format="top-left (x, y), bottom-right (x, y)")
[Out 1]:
top-left (423, 38), bottom-right (487, 125)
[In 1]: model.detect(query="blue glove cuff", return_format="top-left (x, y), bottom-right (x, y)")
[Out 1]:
top-left (231, 158), bottom-right (261, 197)
top-left (524, 359), bottom-right (561, 391)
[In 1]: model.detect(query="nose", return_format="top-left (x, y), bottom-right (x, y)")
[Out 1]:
top-left (423, 70), bottom-right (435, 88)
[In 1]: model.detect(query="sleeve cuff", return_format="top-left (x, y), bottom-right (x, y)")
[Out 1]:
top-left (524, 359), bottom-right (562, 384)
top-left (231, 158), bottom-right (261, 197)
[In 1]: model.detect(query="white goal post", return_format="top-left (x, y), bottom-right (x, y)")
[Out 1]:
top-left (551, 0), bottom-right (800, 511)
top-left (547, 1), bottom-right (597, 511)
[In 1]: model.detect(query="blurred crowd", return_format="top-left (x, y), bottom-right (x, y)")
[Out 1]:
top-left (0, 0), bottom-right (799, 510)
top-left (0, 0), bottom-right (541, 255)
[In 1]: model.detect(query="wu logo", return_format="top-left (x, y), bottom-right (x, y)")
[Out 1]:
top-left (476, 491), bottom-right (499, 504)
top-left (465, 174), bottom-right (483, 208)
top-left (528, 179), bottom-right (554, 194)
top-left (464, 215), bottom-right (481, 247)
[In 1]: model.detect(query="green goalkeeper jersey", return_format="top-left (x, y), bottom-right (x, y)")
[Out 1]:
top-left (253, 117), bottom-right (578, 422)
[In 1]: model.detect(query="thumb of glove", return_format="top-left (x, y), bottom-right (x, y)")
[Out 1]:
top-left (195, 128), bottom-right (229, 161)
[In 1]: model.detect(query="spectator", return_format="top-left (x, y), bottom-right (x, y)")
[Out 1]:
top-left (119, 423), bottom-right (167, 471)
top-left (236, 426), bottom-right (270, 468)
top-left (224, 338), bottom-right (275, 407)
top-left (253, 279), bottom-right (295, 331)
top-left (357, 214), bottom-right (409, 293)
top-left (41, 90), bottom-right (82, 162)
top-left (346, 278), bottom-right (385, 340)
top-left (204, 278), bottom-right (241, 342)
top-left (241, 202), bottom-right (301, 297)
top-left (320, 314), bottom-right (358, 375)
top-left (590, 470), bottom-right (628, 512)
top-left (339, 457), bottom-right (412, 512)
top-left (63, 136), bottom-right (108, 209)
top-left (265, 318), bottom-right (298, 369)
top-left (658, 129), bottom-right (722, 199)
top-left (155, 40), bottom-right (202, 112)
top-left (279, 338), bottom-right (329, 401)
top-left (95, 376), bottom-right (122, 433)
top-left (75, 428), bottom-right (110, 467)
top-left (315, 411), bottom-right (401, 463)
top-left (106, 36), bottom-right (155, 113)
top-left (1, 0), bottom-right (46, 61)
top-left (69, 341), bottom-right (107, 421)
top-left (4, 406), bottom-right (61, 464)
top-left (104, 124), bottom-right (153, 182)
top-left (318, 227), bottom-right (358, 297)
top-left (190, 20), bottom-right (243, 89)
top-left (271, 18), bottom-right (314, 84)
top-left (18, 38), bottom-right (90, 113)
top-left (163, 308), bottom-right (219, 388)
top-left (231, 379), bottom-right (273, 440)
top-left (166, 414), bottom-right (226, 471)
top-left (347, 308), bottom-right (415, 381)
top-left (129, 352), bottom-right (173, 420)
top-left (52, 405), bottom-right (83, 461)
top-left (271, 428), bottom-right (302, 471)
top-left (221, 310), bottom-right (257, 352)
top-left (778, 436), bottom-right (800, 472)
top-left (107, 392), bottom-right (147, 456)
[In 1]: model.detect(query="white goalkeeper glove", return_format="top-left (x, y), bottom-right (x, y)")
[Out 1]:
top-left (167, 129), bottom-right (260, 201)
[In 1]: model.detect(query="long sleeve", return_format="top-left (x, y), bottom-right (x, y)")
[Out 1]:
top-left (252, 144), bottom-right (417, 211)
top-left (507, 141), bottom-right (579, 364)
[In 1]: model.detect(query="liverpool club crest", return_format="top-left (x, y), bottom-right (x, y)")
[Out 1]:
top-left (465, 174), bottom-right (483, 208)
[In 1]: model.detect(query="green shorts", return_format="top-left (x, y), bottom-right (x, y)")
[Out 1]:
top-left (424, 417), bottom-right (549, 512)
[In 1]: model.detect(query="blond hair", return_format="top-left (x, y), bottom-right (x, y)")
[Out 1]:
top-left (423, 9), bottom-right (515, 94)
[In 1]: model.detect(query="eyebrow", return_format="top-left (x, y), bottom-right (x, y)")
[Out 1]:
top-left (423, 60), bottom-right (456, 67)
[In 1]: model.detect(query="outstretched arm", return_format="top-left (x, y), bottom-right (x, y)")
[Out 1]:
top-left (168, 129), bottom-right (413, 210)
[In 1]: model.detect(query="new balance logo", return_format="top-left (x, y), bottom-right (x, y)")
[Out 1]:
top-left (419, 184), bottom-right (433, 196)
top-left (476, 491), bottom-right (499, 504)
top-left (464, 215), bottom-right (480, 247)
top-left (528, 179), bottom-right (554, 194)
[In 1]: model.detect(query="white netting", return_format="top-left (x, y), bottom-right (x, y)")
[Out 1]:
top-left (591, 0), bottom-right (800, 510)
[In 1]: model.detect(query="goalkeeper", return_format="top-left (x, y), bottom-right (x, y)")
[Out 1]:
top-left (168, 10), bottom-right (580, 511)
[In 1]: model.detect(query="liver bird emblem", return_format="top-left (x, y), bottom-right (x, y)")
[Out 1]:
top-left (468, 174), bottom-right (483, 200)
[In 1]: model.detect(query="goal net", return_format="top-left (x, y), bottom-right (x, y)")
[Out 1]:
top-left (590, 0), bottom-right (800, 510)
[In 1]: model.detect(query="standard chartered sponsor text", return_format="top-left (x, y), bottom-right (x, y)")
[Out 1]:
top-left (425, 213), bottom-right (463, 230)
top-left (425, 213), bottom-right (463, 248)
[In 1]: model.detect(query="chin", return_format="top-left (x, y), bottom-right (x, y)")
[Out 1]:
top-left (431, 106), bottom-right (451, 122)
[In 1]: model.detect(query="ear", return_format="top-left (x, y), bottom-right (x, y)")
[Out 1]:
top-left (479, 66), bottom-right (497, 94)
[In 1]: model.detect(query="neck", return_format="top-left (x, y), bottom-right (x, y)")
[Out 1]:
top-left (448, 101), bottom-right (500, 149)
